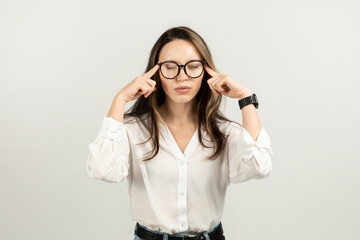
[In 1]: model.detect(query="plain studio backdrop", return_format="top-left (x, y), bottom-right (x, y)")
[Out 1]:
top-left (1, 0), bottom-right (359, 239)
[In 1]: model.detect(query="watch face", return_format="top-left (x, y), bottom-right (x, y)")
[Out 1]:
top-left (252, 94), bottom-right (259, 108)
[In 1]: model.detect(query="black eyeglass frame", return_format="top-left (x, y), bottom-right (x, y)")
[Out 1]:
top-left (156, 60), bottom-right (207, 79)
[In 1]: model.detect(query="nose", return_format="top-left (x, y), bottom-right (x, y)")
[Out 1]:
top-left (176, 66), bottom-right (188, 81)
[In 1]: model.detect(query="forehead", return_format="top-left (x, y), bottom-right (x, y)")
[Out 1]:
top-left (159, 39), bottom-right (202, 63)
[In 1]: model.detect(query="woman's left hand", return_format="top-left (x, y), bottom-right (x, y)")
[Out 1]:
top-left (204, 64), bottom-right (251, 99)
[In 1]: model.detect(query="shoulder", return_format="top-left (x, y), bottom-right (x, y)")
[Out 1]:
top-left (121, 113), bottom-right (151, 132)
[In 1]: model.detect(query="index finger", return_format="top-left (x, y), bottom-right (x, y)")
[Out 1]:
top-left (143, 63), bottom-right (160, 78)
top-left (204, 64), bottom-right (219, 77)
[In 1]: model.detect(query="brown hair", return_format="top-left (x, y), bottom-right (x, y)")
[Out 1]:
top-left (123, 26), bottom-right (241, 161)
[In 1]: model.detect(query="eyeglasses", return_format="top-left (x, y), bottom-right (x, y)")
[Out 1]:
top-left (157, 60), bottom-right (206, 79)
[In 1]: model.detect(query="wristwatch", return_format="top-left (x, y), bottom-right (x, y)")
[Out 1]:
top-left (238, 93), bottom-right (259, 110)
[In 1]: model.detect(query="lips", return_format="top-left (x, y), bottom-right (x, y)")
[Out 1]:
top-left (175, 86), bottom-right (191, 90)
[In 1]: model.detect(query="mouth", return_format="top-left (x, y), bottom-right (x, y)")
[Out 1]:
top-left (174, 86), bottom-right (191, 90)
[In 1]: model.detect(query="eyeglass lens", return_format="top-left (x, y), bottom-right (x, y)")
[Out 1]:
top-left (160, 61), bottom-right (203, 79)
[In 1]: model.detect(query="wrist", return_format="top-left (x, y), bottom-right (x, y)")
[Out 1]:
top-left (115, 94), bottom-right (128, 105)
top-left (237, 90), bottom-right (252, 100)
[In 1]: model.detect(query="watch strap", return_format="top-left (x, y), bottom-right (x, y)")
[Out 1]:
top-left (238, 93), bottom-right (259, 109)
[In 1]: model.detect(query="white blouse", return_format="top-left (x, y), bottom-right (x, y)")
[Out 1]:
top-left (86, 114), bottom-right (274, 234)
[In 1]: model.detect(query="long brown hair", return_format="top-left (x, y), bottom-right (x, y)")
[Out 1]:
top-left (123, 26), bottom-right (241, 161)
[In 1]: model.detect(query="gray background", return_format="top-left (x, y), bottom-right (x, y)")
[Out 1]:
top-left (1, 0), bottom-right (359, 239)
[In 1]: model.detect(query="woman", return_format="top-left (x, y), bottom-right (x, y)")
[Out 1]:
top-left (86, 26), bottom-right (274, 240)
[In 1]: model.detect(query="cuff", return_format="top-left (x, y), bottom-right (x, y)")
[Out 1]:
top-left (97, 117), bottom-right (125, 142)
top-left (236, 126), bottom-right (274, 160)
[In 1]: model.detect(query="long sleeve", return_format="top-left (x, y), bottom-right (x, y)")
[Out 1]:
top-left (86, 117), bottom-right (131, 183)
top-left (226, 122), bottom-right (274, 184)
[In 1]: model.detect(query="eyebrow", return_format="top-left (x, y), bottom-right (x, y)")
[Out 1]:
top-left (164, 59), bottom-right (202, 63)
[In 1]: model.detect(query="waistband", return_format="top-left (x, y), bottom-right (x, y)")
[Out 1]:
top-left (134, 221), bottom-right (223, 240)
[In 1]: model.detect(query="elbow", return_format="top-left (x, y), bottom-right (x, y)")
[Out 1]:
top-left (86, 153), bottom-right (128, 183)
top-left (254, 153), bottom-right (272, 179)
top-left (227, 151), bottom-right (273, 184)
top-left (87, 164), bottom-right (128, 183)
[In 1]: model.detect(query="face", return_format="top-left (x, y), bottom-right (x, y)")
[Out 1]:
top-left (158, 39), bottom-right (204, 104)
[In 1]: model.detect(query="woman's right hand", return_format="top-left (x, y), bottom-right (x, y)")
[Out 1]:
top-left (116, 62), bottom-right (160, 103)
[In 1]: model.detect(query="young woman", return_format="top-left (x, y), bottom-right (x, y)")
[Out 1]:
top-left (86, 26), bottom-right (274, 240)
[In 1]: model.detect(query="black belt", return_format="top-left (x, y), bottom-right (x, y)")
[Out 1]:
top-left (134, 222), bottom-right (225, 240)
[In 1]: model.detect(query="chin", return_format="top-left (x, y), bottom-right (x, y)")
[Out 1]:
top-left (173, 95), bottom-right (196, 103)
